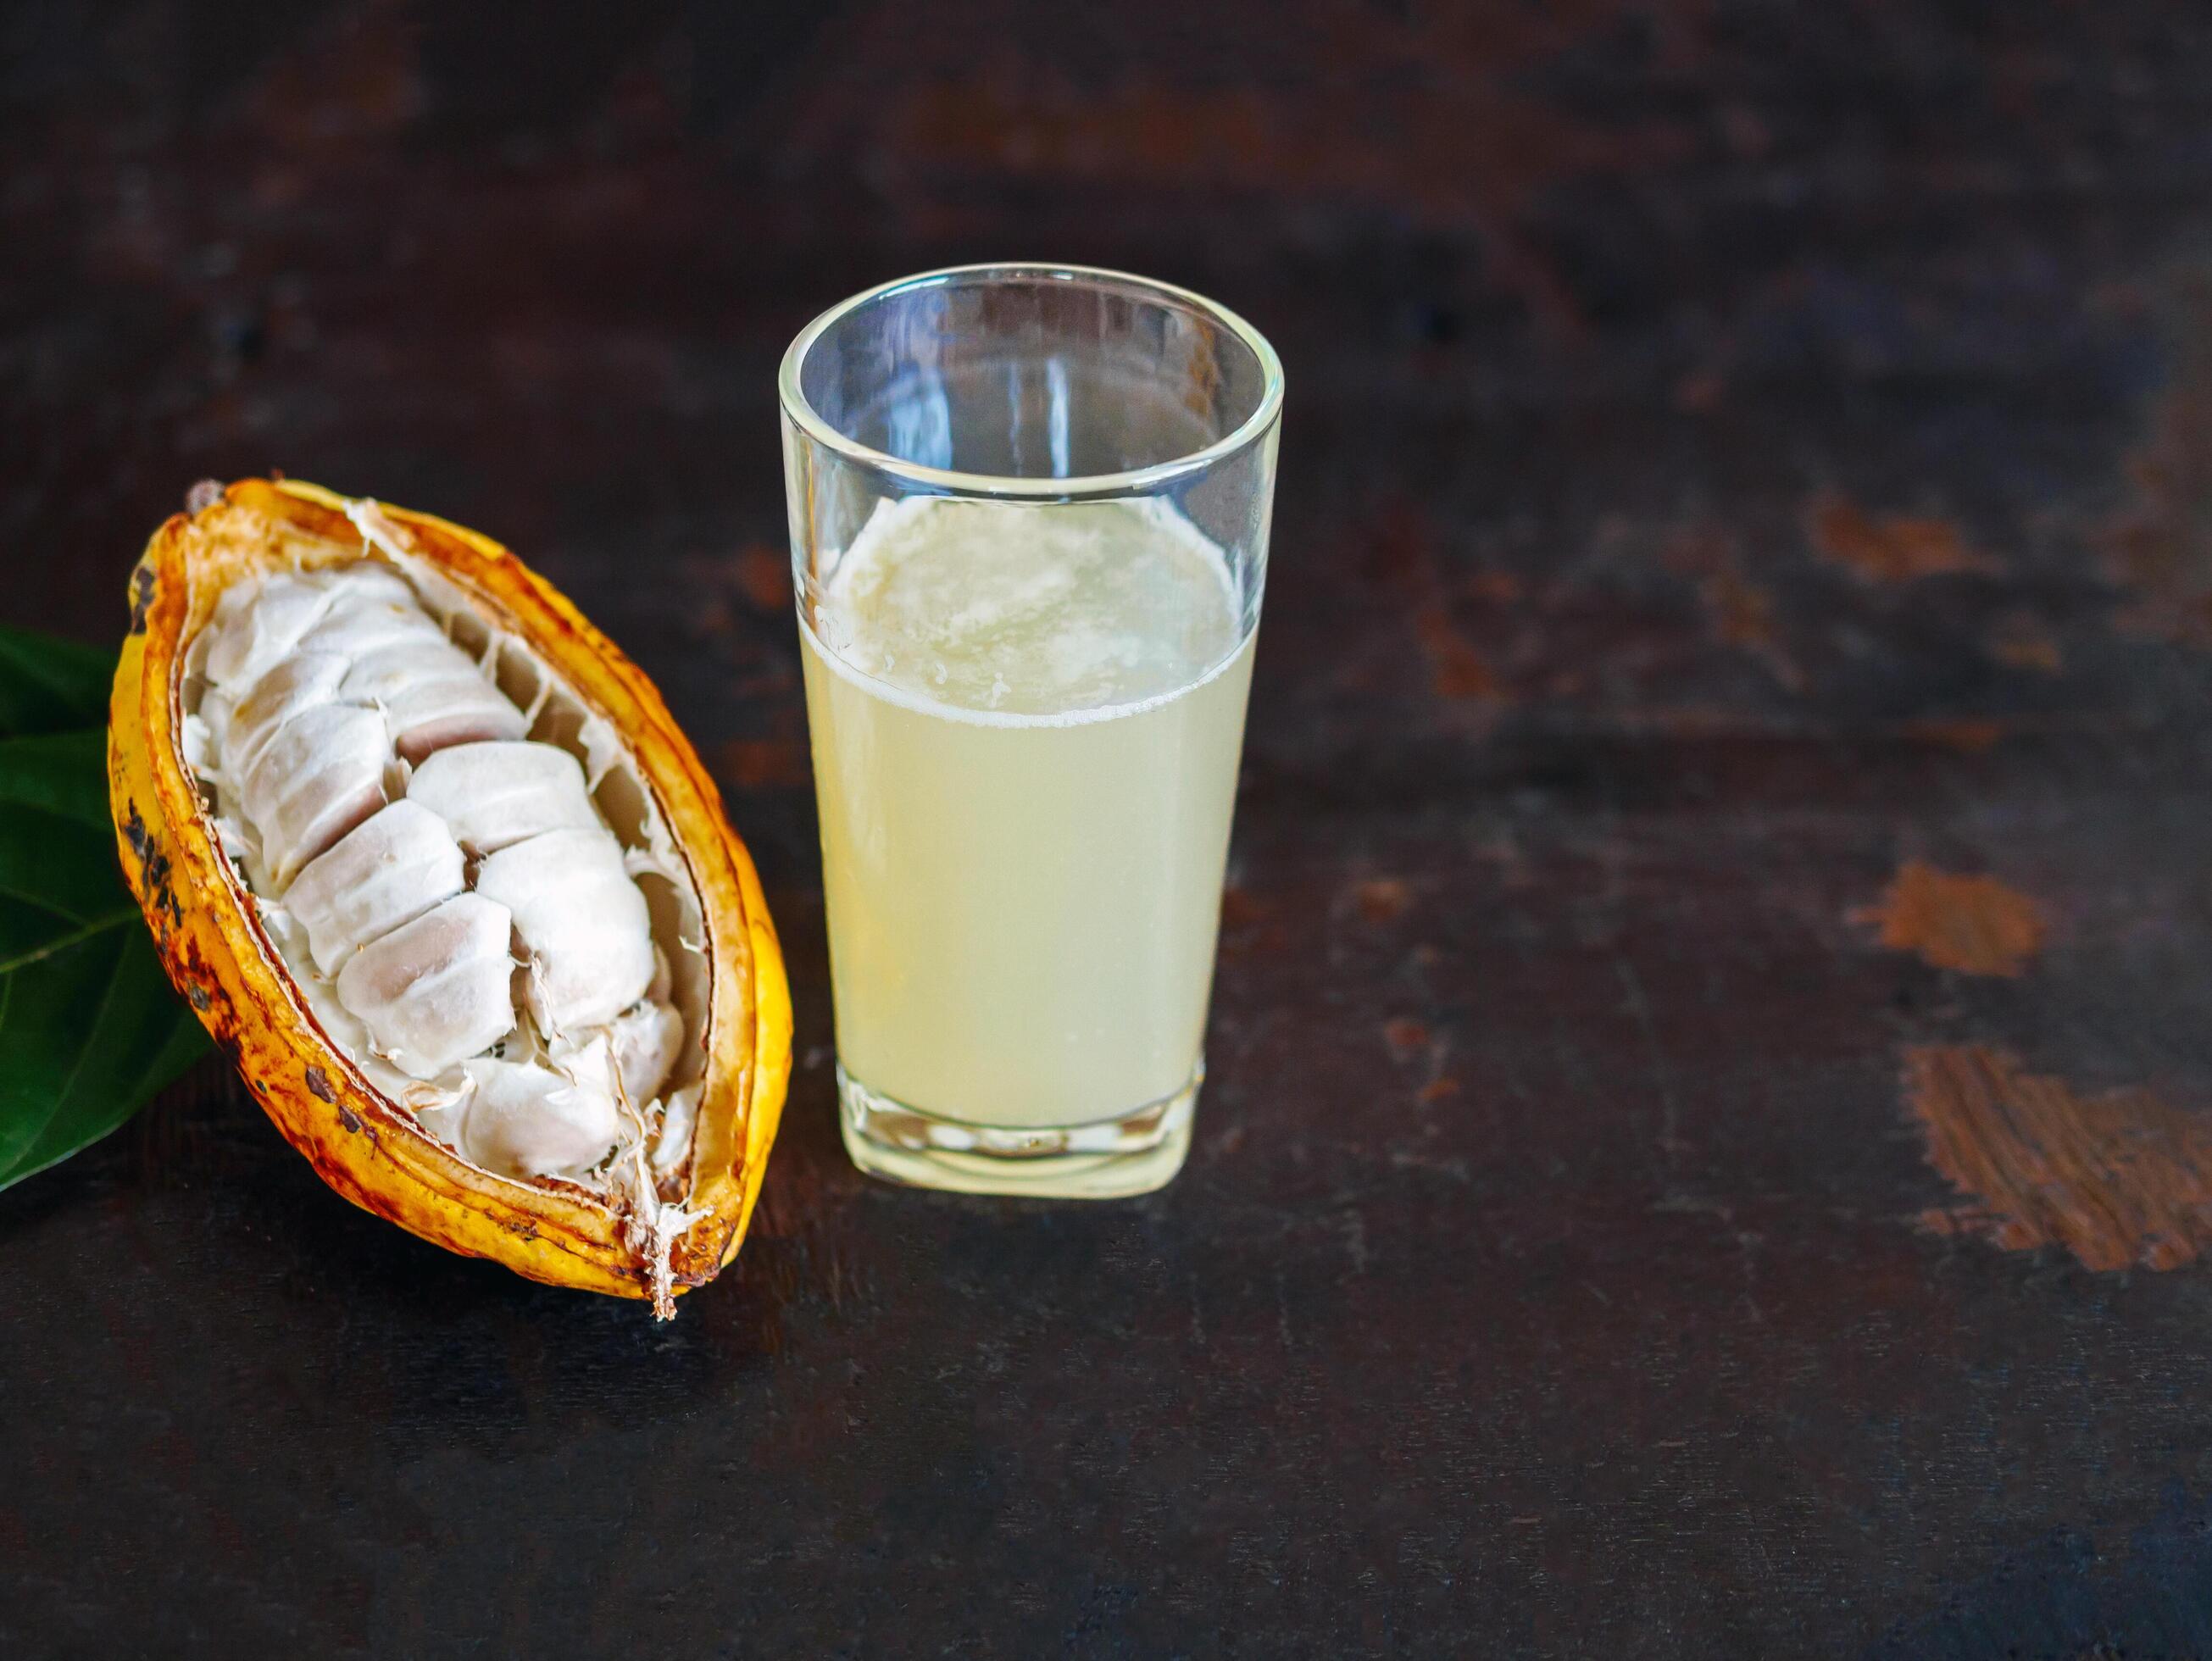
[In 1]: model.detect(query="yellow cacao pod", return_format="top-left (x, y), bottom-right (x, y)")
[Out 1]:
top-left (108, 477), bottom-right (792, 1314)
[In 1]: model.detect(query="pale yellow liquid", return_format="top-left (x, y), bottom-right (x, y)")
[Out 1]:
top-left (802, 496), bottom-right (1254, 1128)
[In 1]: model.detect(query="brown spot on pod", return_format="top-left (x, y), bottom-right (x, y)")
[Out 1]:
top-left (128, 564), bottom-right (157, 636)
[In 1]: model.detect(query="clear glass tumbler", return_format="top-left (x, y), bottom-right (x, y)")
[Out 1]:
top-left (779, 264), bottom-right (1282, 1197)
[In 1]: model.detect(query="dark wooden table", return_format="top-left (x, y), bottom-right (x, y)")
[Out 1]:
top-left (8, 3), bottom-right (2212, 1653)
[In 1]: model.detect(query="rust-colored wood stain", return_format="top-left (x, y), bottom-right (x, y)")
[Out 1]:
top-left (1808, 494), bottom-right (1998, 584)
top-left (1908, 1045), bottom-right (2212, 1271)
top-left (1855, 861), bottom-right (2048, 976)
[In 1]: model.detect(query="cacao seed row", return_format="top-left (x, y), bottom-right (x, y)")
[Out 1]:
top-left (195, 559), bottom-right (687, 1186)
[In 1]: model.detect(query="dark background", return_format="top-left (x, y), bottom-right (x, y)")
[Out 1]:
top-left (8, 1), bottom-right (2212, 1654)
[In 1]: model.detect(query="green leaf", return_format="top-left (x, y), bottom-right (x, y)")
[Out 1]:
top-left (0, 918), bottom-right (208, 1186)
top-left (0, 731), bottom-right (112, 826)
top-left (0, 630), bottom-right (207, 1190)
top-left (0, 625), bottom-right (113, 736)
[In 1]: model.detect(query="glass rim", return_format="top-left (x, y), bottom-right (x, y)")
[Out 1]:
top-left (777, 261), bottom-right (1286, 499)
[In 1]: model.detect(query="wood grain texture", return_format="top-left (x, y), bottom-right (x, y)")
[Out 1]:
top-left (5, 0), bottom-right (2212, 1654)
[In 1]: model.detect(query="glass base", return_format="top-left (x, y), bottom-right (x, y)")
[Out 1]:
top-left (837, 1060), bottom-right (1199, 1198)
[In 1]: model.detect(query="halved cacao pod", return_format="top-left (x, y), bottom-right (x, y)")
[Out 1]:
top-left (108, 477), bottom-right (792, 1313)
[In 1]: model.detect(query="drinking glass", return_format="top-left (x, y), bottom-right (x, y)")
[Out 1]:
top-left (779, 264), bottom-right (1282, 1197)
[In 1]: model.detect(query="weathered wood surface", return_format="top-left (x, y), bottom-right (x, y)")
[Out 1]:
top-left (7, 3), bottom-right (2212, 1653)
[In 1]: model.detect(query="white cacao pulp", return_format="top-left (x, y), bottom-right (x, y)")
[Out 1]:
top-left (187, 554), bottom-right (705, 1211)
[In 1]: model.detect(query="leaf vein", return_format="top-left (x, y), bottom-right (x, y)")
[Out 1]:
top-left (0, 908), bottom-right (139, 976)
top-left (24, 936), bottom-right (134, 1163)
top-left (0, 880), bottom-right (99, 925)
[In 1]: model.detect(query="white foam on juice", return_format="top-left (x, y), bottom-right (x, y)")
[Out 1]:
top-left (807, 495), bottom-right (1247, 730)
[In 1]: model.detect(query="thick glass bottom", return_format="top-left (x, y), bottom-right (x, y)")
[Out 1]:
top-left (836, 1059), bottom-right (1199, 1198)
